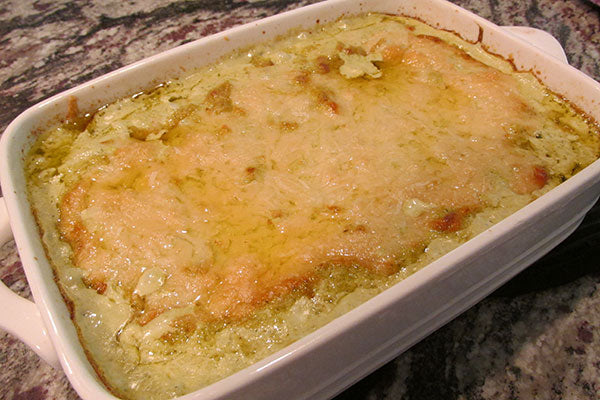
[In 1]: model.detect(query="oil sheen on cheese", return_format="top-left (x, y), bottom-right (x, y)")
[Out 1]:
top-left (26, 13), bottom-right (600, 400)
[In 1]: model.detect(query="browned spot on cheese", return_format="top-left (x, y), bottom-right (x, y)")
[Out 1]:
top-left (270, 209), bottom-right (284, 218)
top-left (458, 51), bottom-right (477, 62)
top-left (326, 205), bottom-right (343, 214)
top-left (315, 55), bottom-right (331, 74)
top-left (129, 126), bottom-right (152, 141)
top-left (533, 165), bottom-right (549, 188)
top-left (138, 309), bottom-right (160, 326)
top-left (343, 224), bottom-right (367, 233)
top-left (279, 121), bottom-right (299, 132)
top-left (60, 182), bottom-right (93, 260)
top-left (82, 277), bottom-right (108, 295)
top-left (313, 54), bottom-right (343, 75)
top-left (205, 81), bottom-right (234, 114)
top-left (431, 211), bottom-right (462, 232)
top-left (511, 164), bottom-right (550, 194)
top-left (294, 72), bottom-right (311, 85)
top-left (381, 44), bottom-right (407, 62)
top-left (218, 124), bottom-right (232, 136)
top-left (172, 314), bottom-right (197, 335)
top-left (130, 294), bottom-right (145, 315)
top-left (430, 207), bottom-right (478, 233)
top-left (315, 88), bottom-right (339, 114)
top-left (250, 55), bottom-right (274, 67)
top-left (200, 261), bottom-right (316, 321)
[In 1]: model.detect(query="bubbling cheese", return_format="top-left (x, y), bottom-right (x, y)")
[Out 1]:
top-left (26, 13), bottom-right (600, 400)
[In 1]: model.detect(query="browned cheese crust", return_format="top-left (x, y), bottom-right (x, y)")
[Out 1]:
top-left (26, 13), bottom-right (600, 399)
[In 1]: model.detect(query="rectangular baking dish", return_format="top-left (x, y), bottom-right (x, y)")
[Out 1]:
top-left (1, 0), bottom-right (600, 399)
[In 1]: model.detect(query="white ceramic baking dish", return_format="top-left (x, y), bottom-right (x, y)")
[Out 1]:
top-left (1, 0), bottom-right (600, 399)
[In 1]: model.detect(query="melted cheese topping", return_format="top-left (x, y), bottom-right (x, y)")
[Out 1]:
top-left (26, 14), bottom-right (600, 400)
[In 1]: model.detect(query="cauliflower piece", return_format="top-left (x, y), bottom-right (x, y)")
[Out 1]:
top-left (339, 52), bottom-right (383, 79)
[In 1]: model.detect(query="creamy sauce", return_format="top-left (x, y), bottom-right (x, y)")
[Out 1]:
top-left (26, 14), bottom-right (600, 400)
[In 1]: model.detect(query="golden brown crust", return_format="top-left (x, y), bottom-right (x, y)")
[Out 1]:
top-left (56, 15), bottom-right (577, 329)
top-left (26, 13), bottom-right (600, 399)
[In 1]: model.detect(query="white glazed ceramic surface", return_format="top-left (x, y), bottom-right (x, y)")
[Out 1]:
top-left (1, 1), bottom-right (600, 399)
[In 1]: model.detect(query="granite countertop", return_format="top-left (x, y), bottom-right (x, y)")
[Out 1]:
top-left (1, 1), bottom-right (600, 399)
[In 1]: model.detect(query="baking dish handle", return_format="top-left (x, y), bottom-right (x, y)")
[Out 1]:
top-left (502, 26), bottom-right (568, 63)
top-left (0, 196), bottom-right (60, 368)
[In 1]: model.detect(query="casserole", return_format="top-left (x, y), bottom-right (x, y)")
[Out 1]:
top-left (3, 3), bottom-right (593, 400)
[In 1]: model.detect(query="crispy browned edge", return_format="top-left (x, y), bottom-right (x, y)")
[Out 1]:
top-left (23, 11), bottom-right (600, 400)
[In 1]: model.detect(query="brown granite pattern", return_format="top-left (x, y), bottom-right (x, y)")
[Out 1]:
top-left (1, 1), bottom-right (600, 399)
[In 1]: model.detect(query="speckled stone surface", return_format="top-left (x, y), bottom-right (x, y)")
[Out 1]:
top-left (1, 0), bottom-right (600, 399)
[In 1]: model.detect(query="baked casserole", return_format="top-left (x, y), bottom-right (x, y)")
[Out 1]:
top-left (24, 13), bottom-right (600, 400)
